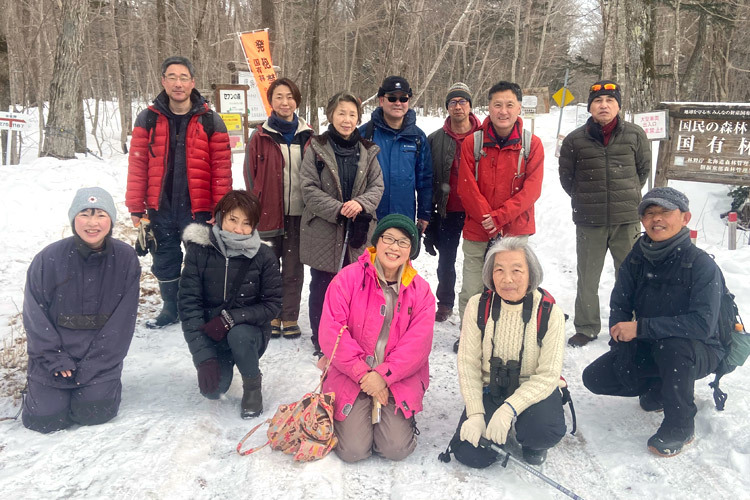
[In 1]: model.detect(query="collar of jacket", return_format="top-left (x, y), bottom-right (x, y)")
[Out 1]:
top-left (371, 107), bottom-right (419, 137)
top-left (363, 246), bottom-right (418, 287)
top-left (261, 115), bottom-right (312, 137)
top-left (482, 115), bottom-right (523, 149)
top-left (152, 89), bottom-right (208, 117)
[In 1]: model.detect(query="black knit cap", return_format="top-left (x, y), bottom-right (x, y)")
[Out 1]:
top-left (588, 79), bottom-right (621, 111)
top-left (371, 214), bottom-right (420, 259)
top-left (378, 76), bottom-right (412, 97)
top-left (445, 82), bottom-right (472, 109)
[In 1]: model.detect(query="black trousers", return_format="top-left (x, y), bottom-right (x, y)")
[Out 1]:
top-left (582, 337), bottom-right (719, 433)
top-left (308, 267), bottom-right (341, 349)
top-left (451, 390), bottom-right (566, 469)
top-left (434, 211), bottom-right (465, 308)
top-left (202, 324), bottom-right (266, 399)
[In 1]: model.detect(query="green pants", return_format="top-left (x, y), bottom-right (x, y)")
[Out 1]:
top-left (574, 223), bottom-right (640, 338)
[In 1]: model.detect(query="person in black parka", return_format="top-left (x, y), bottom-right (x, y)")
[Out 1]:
top-left (178, 190), bottom-right (282, 418)
top-left (22, 187), bottom-right (141, 433)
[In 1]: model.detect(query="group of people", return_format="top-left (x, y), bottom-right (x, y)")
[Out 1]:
top-left (20, 56), bottom-right (728, 466)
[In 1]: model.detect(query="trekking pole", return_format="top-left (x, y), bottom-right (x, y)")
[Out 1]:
top-left (338, 218), bottom-right (351, 272)
top-left (478, 438), bottom-right (585, 500)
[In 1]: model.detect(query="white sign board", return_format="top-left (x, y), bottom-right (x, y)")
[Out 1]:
top-left (0, 112), bottom-right (27, 130)
top-left (521, 95), bottom-right (538, 117)
top-left (575, 104), bottom-right (590, 127)
top-left (237, 71), bottom-right (269, 121)
top-left (633, 110), bottom-right (668, 140)
top-left (219, 89), bottom-right (247, 114)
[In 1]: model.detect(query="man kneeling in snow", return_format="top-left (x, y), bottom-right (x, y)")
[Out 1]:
top-left (582, 187), bottom-right (722, 457)
top-left (22, 187), bottom-right (141, 433)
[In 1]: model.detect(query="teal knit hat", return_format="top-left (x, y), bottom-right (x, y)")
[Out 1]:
top-left (371, 214), bottom-right (420, 259)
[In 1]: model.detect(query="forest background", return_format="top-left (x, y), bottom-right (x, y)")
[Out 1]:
top-left (0, 0), bottom-right (749, 160)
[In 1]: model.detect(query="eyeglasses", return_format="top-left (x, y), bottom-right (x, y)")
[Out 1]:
top-left (380, 234), bottom-right (411, 248)
top-left (590, 83), bottom-right (618, 92)
top-left (164, 75), bottom-right (192, 83)
top-left (386, 95), bottom-right (409, 103)
top-left (447, 99), bottom-right (469, 108)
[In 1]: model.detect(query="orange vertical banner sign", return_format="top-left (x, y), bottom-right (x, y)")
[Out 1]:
top-left (239, 29), bottom-right (277, 117)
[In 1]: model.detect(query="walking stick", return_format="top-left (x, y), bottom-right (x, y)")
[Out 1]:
top-left (338, 218), bottom-right (351, 272)
top-left (478, 438), bottom-right (585, 500)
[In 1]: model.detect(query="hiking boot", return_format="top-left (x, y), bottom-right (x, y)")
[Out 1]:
top-left (312, 338), bottom-right (323, 358)
top-left (639, 387), bottom-right (664, 413)
top-left (647, 427), bottom-right (694, 457)
top-left (522, 447), bottom-right (548, 465)
top-left (241, 373), bottom-right (263, 419)
top-left (146, 280), bottom-right (179, 329)
top-left (567, 333), bottom-right (596, 348)
top-left (435, 304), bottom-right (452, 322)
top-left (270, 319), bottom-right (282, 339)
top-left (282, 321), bottom-right (301, 339)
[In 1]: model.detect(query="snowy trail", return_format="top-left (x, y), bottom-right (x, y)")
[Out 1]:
top-left (1, 109), bottom-right (750, 499)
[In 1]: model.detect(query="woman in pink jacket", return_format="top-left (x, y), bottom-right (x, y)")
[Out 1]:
top-left (318, 214), bottom-right (435, 462)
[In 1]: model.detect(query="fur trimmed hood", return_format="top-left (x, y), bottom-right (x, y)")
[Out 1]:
top-left (182, 223), bottom-right (211, 246)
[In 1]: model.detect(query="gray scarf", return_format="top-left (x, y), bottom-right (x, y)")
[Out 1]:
top-left (638, 226), bottom-right (691, 264)
top-left (211, 215), bottom-right (262, 259)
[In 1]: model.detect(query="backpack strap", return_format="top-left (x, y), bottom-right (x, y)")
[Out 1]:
top-left (144, 109), bottom-right (158, 157)
top-left (364, 120), bottom-right (375, 141)
top-left (199, 110), bottom-right (217, 139)
top-left (472, 130), bottom-right (484, 182)
top-left (536, 287), bottom-right (555, 347)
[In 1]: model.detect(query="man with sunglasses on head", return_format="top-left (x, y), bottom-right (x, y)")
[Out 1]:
top-left (126, 56), bottom-right (232, 329)
top-left (559, 80), bottom-right (651, 347)
top-left (359, 76), bottom-right (432, 235)
top-left (426, 83), bottom-right (481, 323)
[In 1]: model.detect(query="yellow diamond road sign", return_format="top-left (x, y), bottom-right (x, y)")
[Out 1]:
top-left (552, 87), bottom-right (574, 107)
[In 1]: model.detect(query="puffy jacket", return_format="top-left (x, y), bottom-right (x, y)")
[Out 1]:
top-left (428, 114), bottom-right (481, 217)
top-left (299, 133), bottom-right (384, 272)
top-left (610, 233), bottom-right (723, 355)
top-left (319, 249), bottom-right (435, 421)
top-left (457, 117), bottom-right (543, 241)
top-left (558, 117), bottom-right (651, 226)
top-left (243, 118), bottom-right (314, 238)
top-left (126, 90), bottom-right (232, 215)
top-left (178, 224), bottom-right (283, 367)
top-left (23, 236), bottom-right (141, 388)
top-left (359, 108), bottom-right (433, 221)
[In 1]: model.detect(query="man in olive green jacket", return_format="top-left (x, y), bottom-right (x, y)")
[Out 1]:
top-left (559, 80), bottom-right (651, 347)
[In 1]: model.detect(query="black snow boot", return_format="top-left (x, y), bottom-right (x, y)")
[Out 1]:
top-left (241, 373), bottom-right (263, 419)
top-left (639, 385), bottom-right (664, 413)
top-left (647, 425), bottom-right (694, 457)
top-left (522, 447), bottom-right (548, 466)
top-left (146, 280), bottom-right (179, 329)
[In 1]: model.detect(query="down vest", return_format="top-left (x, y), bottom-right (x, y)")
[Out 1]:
top-left (126, 90), bottom-right (232, 215)
top-left (299, 133), bottom-right (384, 273)
top-left (243, 119), bottom-right (314, 238)
top-left (457, 116), bottom-right (544, 240)
top-left (178, 224), bottom-right (282, 367)
top-left (558, 117), bottom-right (651, 226)
top-left (319, 249), bottom-right (435, 421)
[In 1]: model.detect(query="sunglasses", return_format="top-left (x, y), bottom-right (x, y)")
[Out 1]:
top-left (590, 83), bottom-right (618, 92)
top-left (386, 95), bottom-right (410, 103)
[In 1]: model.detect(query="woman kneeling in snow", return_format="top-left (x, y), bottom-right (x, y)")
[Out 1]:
top-left (22, 187), bottom-right (141, 433)
top-left (318, 214), bottom-right (435, 462)
top-left (450, 237), bottom-right (567, 467)
top-left (178, 190), bottom-right (282, 418)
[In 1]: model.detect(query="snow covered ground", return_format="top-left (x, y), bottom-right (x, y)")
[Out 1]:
top-left (0, 104), bottom-right (749, 500)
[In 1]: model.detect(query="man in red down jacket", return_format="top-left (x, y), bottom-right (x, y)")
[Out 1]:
top-left (126, 56), bottom-right (232, 328)
top-left (455, 81), bottom-right (544, 350)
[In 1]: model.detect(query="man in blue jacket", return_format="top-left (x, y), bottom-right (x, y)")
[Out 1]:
top-left (582, 187), bottom-right (722, 457)
top-left (360, 76), bottom-right (432, 233)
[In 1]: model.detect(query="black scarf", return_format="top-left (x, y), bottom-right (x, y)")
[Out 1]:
top-left (638, 226), bottom-right (691, 264)
top-left (328, 124), bottom-right (361, 148)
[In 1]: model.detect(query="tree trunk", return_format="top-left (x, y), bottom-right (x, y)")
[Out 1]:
top-left (672, 0), bottom-right (681, 100)
top-left (0, 29), bottom-right (9, 164)
top-left (308, 0), bottom-right (320, 131)
top-left (623, 0), bottom-right (655, 113)
top-left (42, 0), bottom-right (88, 159)
top-left (511, 0), bottom-right (521, 81)
top-left (679, 12), bottom-right (707, 100)
top-left (113, 0), bottom-right (131, 153)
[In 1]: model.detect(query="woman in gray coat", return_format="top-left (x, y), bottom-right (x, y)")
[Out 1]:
top-left (300, 91), bottom-right (384, 355)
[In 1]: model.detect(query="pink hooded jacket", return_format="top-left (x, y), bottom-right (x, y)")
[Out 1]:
top-left (319, 248), bottom-right (435, 421)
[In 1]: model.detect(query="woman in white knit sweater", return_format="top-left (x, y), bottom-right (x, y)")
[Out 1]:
top-left (451, 237), bottom-right (567, 468)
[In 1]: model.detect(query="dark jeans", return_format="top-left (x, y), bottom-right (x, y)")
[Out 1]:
top-left (451, 390), bottom-right (566, 469)
top-left (22, 378), bottom-right (122, 433)
top-left (149, 207), bottom-right (202, 281)
top-left (435, 211), bottom-right (465, 308)
top-left (265, 215), bottom-right (304, 322)
top-left (582, 337), bottom-right (719, 433)
top-left (202, 324), bottom-right (265, 399)
top-left (308, 267), bottom-right (337, 349)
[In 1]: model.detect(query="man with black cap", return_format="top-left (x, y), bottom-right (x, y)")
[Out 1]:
top-left (582, 187), bottom-right (722, 457)
top-left (359, 76), bottom-right (432, 233)
top-left (426, 83), bottom-right (481, 322)
top-left (126, 56), bottom-right (232, 329)
top-left (559, 79), bottom-right (651, 347)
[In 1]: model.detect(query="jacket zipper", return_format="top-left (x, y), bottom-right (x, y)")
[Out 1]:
top-left (223, 257), bottom-right (229, 301)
